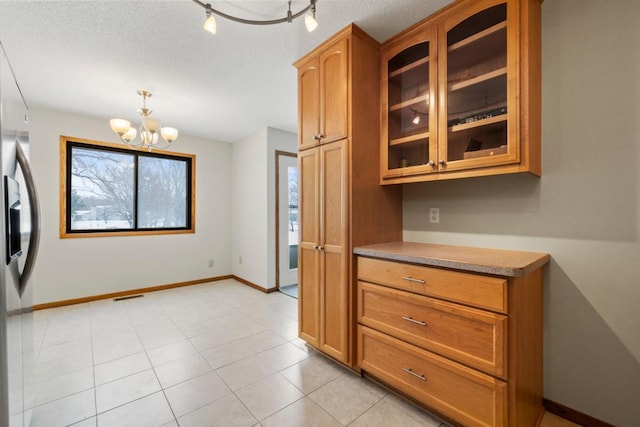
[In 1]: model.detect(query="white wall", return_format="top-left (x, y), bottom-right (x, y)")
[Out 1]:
top-left (29, 108), bottom-right (233, 305)
top-left (402, 1), bottom-right (640, 425)
top-left (231, 127), bottom-right (297, 290)
top-left (231, 128), bottom-right (268, 287)
top-left (29, 109), bottom-right (296, 301)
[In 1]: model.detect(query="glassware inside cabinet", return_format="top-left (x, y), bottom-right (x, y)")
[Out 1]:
top-left (386, 41), bottom-right (432, 171)
top-left (446, 3), bottom-right (508, 162)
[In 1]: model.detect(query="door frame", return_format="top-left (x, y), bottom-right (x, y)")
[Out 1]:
top-left (275, 150), bottom-right (298, 290)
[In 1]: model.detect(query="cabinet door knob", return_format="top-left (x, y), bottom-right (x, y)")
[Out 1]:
top-left (426, 160), bottom-right (435, 168)
top-left (438, 160), bottom-right (446, 167)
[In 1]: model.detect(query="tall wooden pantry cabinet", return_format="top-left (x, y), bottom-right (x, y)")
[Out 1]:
top-left (294, 24), bottom-right (403, 366)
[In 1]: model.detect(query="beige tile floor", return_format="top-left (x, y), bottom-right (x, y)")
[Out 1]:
top-left (26, 279), bottom-right (580, 427)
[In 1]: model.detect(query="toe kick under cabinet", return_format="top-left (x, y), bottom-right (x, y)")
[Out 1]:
top-left (354, 242), bottom-right (549, 427)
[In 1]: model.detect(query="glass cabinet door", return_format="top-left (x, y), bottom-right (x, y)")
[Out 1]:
top-left (439, 1), bottom-right (518, 170)
top-left (382, 29), bottom-right (437, 178)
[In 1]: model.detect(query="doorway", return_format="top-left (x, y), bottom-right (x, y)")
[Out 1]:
top-left (275, 151), bottom-right (298, 298)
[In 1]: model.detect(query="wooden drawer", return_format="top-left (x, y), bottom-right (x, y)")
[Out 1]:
top-left (357, 257), bottom-right (507, 313)
top-left (357, 281), bottom-right (507, 378)
top-left (358, 325), bottom-right (507, 427)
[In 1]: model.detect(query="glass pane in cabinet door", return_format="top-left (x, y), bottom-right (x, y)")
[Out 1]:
top-left (446, 3), bottom-right (508, 162)
top-left (387, 41), bottom-right (432, 171)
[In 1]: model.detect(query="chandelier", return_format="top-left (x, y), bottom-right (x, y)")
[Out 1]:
top-left (192, 0), bottom-right (318, 35)
top-left (109, 90), bottom-right (178, 151)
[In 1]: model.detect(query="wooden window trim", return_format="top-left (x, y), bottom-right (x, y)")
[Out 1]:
top-left (60, 135), bottom-right (196, 238)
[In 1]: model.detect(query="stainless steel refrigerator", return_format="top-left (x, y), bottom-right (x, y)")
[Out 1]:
top-left (0, 41), bottom-right (41, 427)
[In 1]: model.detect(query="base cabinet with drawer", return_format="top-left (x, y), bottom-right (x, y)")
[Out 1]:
top-left (354, 242), bottom-right (549, 427)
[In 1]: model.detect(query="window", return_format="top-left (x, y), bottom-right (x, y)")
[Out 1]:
top-left (287, 165), bottom-right (298, 269)
top-left (60, 136), bottom-right (195, 237)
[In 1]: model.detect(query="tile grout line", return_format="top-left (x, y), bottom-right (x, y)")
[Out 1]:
top-left (135, 295), bottom-right (180, 426)
top-left (164, 304), bottom-right (194, 425)
top-left (89, 304), bottom-right (97, 425)
top-left (88, 297), bottom-right (175, 423)
top-left (33, 281), bottom-right (407, 426)
top-left (30, 307), bottom-right (95, 425)
top-left (168, 291), bottom-right (302, 425)
top-left (272, 368), bottom-right (344, 427)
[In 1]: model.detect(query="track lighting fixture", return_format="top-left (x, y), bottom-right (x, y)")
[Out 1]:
top-left (193, 0), bottom-right (319, 34)
top-left (305, 0), bottom-right (318, 32)
top-left (203, 4), bottom-right (217, 34)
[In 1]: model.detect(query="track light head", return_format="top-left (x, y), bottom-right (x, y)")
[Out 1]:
top-left (203, 4), bottom-right (217, 34)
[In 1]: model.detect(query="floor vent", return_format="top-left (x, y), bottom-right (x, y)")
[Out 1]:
top-left (113, 294), bottom-right (144, 302)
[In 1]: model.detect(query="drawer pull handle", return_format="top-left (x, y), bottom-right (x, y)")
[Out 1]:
top-left (402, 316), bottom-right (426, 326)
top-left (401, 368), bottom-right (426, 381)
top-left (401, 276), bottom-right (425, 284)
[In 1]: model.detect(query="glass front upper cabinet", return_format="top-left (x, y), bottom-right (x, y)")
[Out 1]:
top-left (381, 0), bottom-right (541, 184)
top-left (439, 1), bottom-right (518, 171)
top-left (381, 26), bottom-right (437, 178)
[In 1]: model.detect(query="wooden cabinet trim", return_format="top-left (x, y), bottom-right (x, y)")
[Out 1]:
top-left (298, 57), bottom-right (321, 150)
top-left (319, 37), bottom-right (349, 145)
top-left (318, 140), bottom-right (349, 361)
top-left (355, 243), bottom-right (546, 427)
top-left (380, 0), bottom-right (541, 184)
top-left (357, 281), bottom-right (507, 378)
top-left (298, 148), bottom-right (321, 346)
top-left (359, 325), bottom-right (507, 427)
top-left (296, 24), bottom-right (403, 368)
top-left (357, 256), bottom-right (508, 313)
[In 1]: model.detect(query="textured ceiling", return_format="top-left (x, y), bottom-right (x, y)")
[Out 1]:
top-left (0, 0), bottom-right (453, 143)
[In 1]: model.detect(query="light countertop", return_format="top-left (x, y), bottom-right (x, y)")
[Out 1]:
top-left (353, 241), bottom-right (550, 277)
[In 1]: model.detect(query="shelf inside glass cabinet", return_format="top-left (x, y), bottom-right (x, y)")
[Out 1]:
top-left (389, 105), bottom-right (429, 142)
top-left (390, 131), bottom-right (430, 146)
top-left (447, 116), bottom-right (507, 162)
top-left (446, 3), bottom-right (508, 153)
top-left (388, 137), bottom-right (432, 170)
top-left (390, 94), bottom-right (429, 112)
top-left (388, 40), bottom-right (430, 143)
top-left (448, 21), bottom-right (506, 72)
top-left (389, 56), bottom-right (429, 79)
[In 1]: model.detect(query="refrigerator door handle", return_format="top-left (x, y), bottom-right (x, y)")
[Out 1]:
top-left (16, 142), bottom-right (41, 296)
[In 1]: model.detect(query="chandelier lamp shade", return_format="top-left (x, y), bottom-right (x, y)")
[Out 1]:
top-left (193, 0), bottom-right (318, 35)
top-left (109, 90), bottom-right (178, 151)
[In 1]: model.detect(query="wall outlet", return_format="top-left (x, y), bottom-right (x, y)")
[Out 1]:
top-left (429, 208), bottom-right (440, 223)
top-left (239, 256), bottom-right (243, 265)
top-left (208, 259), bottom-right (214, 268)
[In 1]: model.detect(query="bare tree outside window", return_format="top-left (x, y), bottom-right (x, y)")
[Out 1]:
top-left (64, 138), bottom-right (194, 236)
top-left (288, 166), bottom-right (298, 232)
top-left (71, 147), bottom-right (134, 230)
top-left (288, 166), bottom-right (298, 270)
top-left (138, 157), bottom-right (187, 228)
